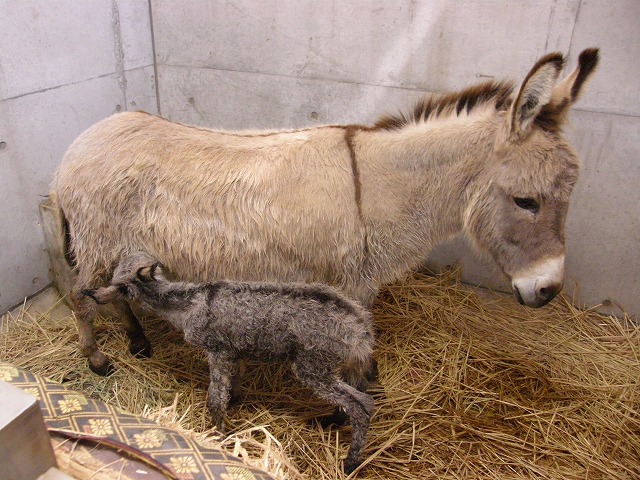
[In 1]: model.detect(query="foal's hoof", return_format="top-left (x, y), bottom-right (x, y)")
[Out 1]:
top-left (343, 457), bottom-right (362, 476)
top-left (316, 408), bottom-right (349, 428)
top-left (208, 411), bottom-right (227, 434)
top-left (129, 337), bottom-right (152, 358)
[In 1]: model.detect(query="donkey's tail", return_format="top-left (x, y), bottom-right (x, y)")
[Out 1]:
top-left (45, 191), bottom-right (75, 268)
top-left (39, 192), bottom-right (77, 304)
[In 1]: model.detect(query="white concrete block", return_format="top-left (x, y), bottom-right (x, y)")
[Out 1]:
top-left (0, 1), bottom-right (116, 100)
top-left (567, 0), bottom-right (640, 116)
top-left (152, 0), bottom-right (577, 92)
top-left (563, 110), bottom-right (640, 317)
top-left (546, 0), bottom-right (581, 53)
top-left (0, 381), bottom-right (57, 480)
top-left (158, 65), bottom-right (429, 129)
top-left (425, 236), bottom-right (510, 292)
top-left (37, 468), bottom-right (74, 480)
top-left (0, 75), bottom-right (126, 312)
top-left (116, 0), bottom-right (154, 70)
top-left (125, 66), bottom-right (158, 114)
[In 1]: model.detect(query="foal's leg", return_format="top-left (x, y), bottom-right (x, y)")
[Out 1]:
top-left (229, 359), bottom-right (245, 405)
top-left (292, 357), bottom-right (374, 475)
top-left (334, 382), bottom-right (373, 475)
top-left (321, 357), bottom-right (379, 428)
top-left (71, 282), bottom-right (113, 376)
top-left (206, 351), bottom-right (236, 432)
top-left (113, 299), bottom-right (152, 358)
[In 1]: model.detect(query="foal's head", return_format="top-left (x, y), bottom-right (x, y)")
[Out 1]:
top-left (465, 49), bottom-right (599, 307)
top-left (82, 252), bottom-right (164, 304)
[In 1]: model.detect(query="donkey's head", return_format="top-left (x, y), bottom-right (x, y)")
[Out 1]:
top-left (82, 252), bottom-right (164, 304)
top-left (464, 49), bottom-right (598, 308)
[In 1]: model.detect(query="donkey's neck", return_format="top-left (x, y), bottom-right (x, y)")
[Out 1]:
top-left (356, 117), bottom-right (497, 284)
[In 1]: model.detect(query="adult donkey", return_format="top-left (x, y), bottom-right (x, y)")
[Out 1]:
top-left (52, 49), bottom-right (598, 375)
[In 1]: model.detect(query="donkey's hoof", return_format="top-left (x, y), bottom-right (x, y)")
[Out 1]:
top-left (129, 337), bottom-right (152, 358)
top-left (89, 358), bottom-right (115, 376)
top-left (87, 351), bottom-right (114, 376)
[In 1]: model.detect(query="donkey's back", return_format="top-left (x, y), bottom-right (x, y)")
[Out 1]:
top-left (53, 112), bottom-right (368, 295)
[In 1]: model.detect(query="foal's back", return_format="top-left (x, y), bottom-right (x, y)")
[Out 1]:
top-left (198, 281), bottom-right (374, 359)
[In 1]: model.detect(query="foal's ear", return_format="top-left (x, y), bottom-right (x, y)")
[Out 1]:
top-left (136, 263), bottom-right (162, 281)
top-left (509, 52), bottom-right (564, 139)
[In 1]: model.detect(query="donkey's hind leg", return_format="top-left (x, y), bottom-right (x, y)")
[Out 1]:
top-left (113, 299), bottom-right (152, 358)
top-left (71, 284), bottom-right (113, 376)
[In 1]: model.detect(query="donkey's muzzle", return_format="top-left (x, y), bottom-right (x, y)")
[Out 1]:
top-left (511, 255), bottom-right (565, 308)
top-left (513, 283), bottom-right (562, 308)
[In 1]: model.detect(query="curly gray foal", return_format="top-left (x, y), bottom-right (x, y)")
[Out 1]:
top-left (84, 252), bottom-right (376, 475)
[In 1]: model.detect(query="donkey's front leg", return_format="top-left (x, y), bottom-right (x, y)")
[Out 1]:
top-left (113, 299), bottom-right (152, 358)
top-left (206, 351), bottom-right (236, 432)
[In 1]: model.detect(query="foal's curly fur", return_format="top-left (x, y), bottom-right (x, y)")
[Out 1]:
top-left (84, 252), bottom-right (376, 475)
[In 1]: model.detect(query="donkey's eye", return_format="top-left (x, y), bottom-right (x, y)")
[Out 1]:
top-left (514, 197), bottom-right (540, 213)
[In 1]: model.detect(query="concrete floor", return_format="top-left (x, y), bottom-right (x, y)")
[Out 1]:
top-left (2, 287), bottom-right (72, 334)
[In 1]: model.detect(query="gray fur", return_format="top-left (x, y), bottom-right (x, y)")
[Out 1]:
top-left (85, 252), bottom-right (375, 475)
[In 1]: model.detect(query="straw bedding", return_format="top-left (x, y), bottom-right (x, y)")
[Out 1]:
top-left (2, 270), bottom-right (638, 479)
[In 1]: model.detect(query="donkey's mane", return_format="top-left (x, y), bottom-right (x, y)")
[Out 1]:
top-left (374, 80), bottom-right (514, 130)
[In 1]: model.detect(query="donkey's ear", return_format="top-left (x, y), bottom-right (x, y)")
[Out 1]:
top-left (536, 48), bottom-right (599, 131)
top-left (509, 52), bottom-right (564, 138)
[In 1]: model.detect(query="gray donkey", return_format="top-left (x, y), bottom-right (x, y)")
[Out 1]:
top-left (83, 252), bottom-right (376, 475)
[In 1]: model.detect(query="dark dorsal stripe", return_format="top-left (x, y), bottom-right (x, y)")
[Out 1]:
top-left (374, 80), bottom-right (514, 131)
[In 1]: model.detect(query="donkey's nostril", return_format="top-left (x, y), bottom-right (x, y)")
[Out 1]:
top-left (536, 284), bottom-right (561, 304)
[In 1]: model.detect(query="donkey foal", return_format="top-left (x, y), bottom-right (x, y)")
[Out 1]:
top-left (84, 252), bottom-right (376, 475)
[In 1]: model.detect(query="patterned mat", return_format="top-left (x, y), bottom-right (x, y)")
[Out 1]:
top-left (0, 362), bottom-right (274, 480)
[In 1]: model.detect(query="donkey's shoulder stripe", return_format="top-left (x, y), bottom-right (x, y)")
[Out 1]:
top-left (345, 126), bottom-right (370, 258)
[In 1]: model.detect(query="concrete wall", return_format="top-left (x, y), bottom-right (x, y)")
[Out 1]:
top-left (0, 0), bottom-right (157, 312)
top-left (151, 0), bottom-right (639, 317)
top-left (2, 1), bottom-right (638, 318)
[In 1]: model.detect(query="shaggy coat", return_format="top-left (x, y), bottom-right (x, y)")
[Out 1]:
top-left (84, 252), bottom-right (376, 475)
top-left (51, 49), bottom-right (598, 375)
